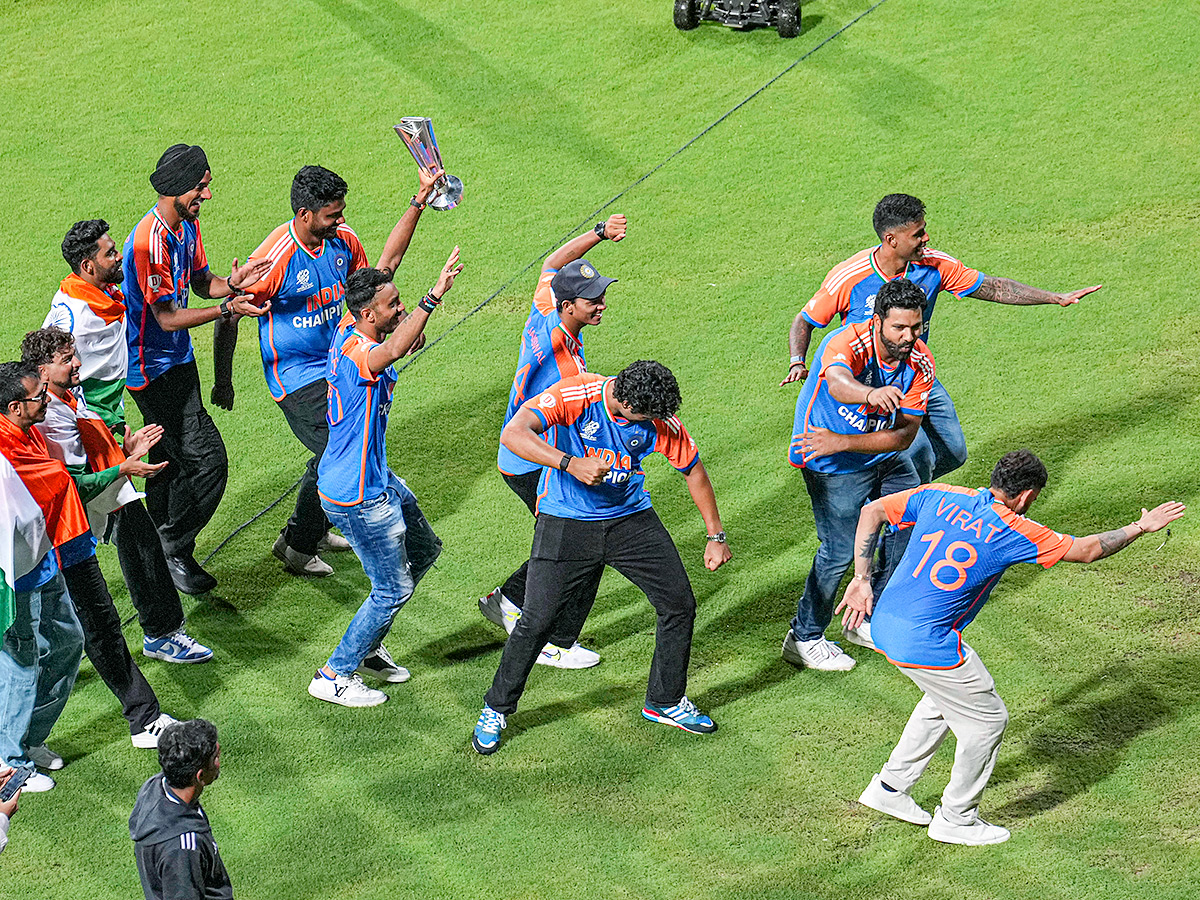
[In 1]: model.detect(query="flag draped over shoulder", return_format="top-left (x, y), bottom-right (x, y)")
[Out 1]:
top-left (0, 454), bottom-right (54, 633)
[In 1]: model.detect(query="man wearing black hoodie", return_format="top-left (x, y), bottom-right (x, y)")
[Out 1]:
top-left (129, 719), bottom-right (231, 900)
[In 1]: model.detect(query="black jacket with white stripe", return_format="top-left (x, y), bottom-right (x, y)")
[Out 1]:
top-left (129, 774), bottom-right (233, 900)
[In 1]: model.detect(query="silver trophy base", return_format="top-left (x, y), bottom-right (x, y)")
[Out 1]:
top-left (430, 174), bottom-right (463, 211)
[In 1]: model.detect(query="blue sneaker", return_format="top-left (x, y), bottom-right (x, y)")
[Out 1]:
top-left (143, 630), bottom-right (213, 664)
top-left (641, 695), bottom-right (717, 734)
top-left (472, 705), bottom-right (507, 755)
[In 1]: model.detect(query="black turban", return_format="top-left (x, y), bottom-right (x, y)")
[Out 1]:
top-left (150, 144), bottom-right (209, 196)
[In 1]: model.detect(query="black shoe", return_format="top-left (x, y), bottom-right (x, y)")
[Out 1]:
top-left (165, 555), bottom-right (217, 595)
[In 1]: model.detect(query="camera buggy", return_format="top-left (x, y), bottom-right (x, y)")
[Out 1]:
top-left (674, 1), bottom-right (802, 38)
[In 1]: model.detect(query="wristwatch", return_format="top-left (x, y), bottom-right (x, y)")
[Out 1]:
top-left (219, 299), bottom-right (233, 320)
top-left (559, 454), bottom-right (573, 472)
top-left (410, 195), bottom-right (426, 211)
top-left (594, 221), bottom-right (609, 240)
top-left (706, 531), bottom-right (727, 543)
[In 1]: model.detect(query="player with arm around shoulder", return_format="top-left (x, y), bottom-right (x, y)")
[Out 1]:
top-left (471, 360), bottom-right (730, 755)
top-left (836, 449), bottom-right (1183, 845)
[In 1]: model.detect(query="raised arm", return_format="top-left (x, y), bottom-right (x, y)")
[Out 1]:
top-left (545, 214), bottom-right (626, 270)
top-left (969, 276), bottom-right (1101, 307)
top-left (1062, 501), bottom-right (1185, 563)
top-left (376, 166), bottom-right (443, 274)
top-left (683, 459), bottom-right (730, 571)
top-left (365, 247), bottom-right (462, 373)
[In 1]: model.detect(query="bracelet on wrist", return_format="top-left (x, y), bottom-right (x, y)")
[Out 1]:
top-left (410, 195), bottom-right (426, 211)
top-left (790, 355), bottom-right (804, 366)
top-left (1130, 522), bottom-right (1145, 535)
top-left (852, 573), bottom-right (870, 581)
top-left (418, 292), bottom-right (440, 314)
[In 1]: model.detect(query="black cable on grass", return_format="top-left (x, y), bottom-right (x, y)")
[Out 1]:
top-left (153, 0), bottom-right (893, 607)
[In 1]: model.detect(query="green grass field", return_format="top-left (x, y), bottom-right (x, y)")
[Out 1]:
top-left (2, 0), bottom-right (1198, 896)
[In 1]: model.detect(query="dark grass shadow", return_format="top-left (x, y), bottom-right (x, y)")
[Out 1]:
top-left (990, 650), bottom-right (1195, 819)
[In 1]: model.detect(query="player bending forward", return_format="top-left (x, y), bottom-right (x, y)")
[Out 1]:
top-left (838, 449), bottom-right (1184, 845)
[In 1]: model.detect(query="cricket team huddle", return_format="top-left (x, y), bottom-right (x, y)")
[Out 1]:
top-left (0, 141), bottom-right (1185, 881)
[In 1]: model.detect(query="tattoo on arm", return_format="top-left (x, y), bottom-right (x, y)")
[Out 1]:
top-left (857, 527), bottom-right (880, 569)
top-left (1096, 527), bottom-right (1135, 559)
top-left (972, 275), bottom-right (1057, 306)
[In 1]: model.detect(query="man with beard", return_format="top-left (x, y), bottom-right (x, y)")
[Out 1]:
top-left (216, 163), bottom-right (443, 578)
top-left (783, 278), bottom-right (933, 671)
top-left (781, 193), bottom-right (1099, 483)
top-left (23, 327), bottom-right (213, 667)
top-left (308, 252), bottom-right (461, 707)
top-left (123, 144), bottom-right (270, 595)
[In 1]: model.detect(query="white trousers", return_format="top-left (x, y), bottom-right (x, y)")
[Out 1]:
top-left (880, 644), bottom-right (1009, 825)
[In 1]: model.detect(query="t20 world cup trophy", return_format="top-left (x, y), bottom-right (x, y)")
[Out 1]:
top-left (393, 117), bottom-right (463, 211)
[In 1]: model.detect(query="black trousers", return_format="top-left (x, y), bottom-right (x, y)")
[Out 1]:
top-left (499, 471), bottom-right (589, 648)
top-left (130, 361), bottom-right (228, 559)
top-left (62, 556), bottom-right (160, 733)
top-left (110, 500), bottom-right (185, 639)
top-left (275, 378), bottom-right (332, 556)
top-left (485, 509), bottom-right (696, 715)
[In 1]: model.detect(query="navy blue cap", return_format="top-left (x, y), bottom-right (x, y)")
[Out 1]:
top-left (551, 259), bottom-right (616, 301)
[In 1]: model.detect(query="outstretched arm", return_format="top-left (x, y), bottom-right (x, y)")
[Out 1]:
top-left (970, 275), bottom-right (1100, 307)
top-left (1062, 501), bottom-right (1185, 563)
top-left (683, 460), bottom-right (730, 571)
top-left (545, 214), bottom-right (626, 270)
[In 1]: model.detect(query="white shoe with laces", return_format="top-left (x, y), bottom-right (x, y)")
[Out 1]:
top-left (781, 632), bottom-right (856, 671)
top-left (536, 642), bottom-right (601, 669)
top-left (132, 713), bottom-right (179, 749)
top-left (927, 806), bottom-right (1011, 845)
top-left (478, 588), bottom-right (522, 635)
top-left (356, 645), bottom-right (411, 683)
top-left (307, 670), bottom-right (388, 707)
top-left (22, 770), bottom-right (56, 792)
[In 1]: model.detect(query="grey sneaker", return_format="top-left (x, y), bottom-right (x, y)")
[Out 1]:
top-left (273, 533), bottom-right (334, 577)
top-left (356, 645), bottom-right (411, 683)
top-left (27, 744), bottom-right (64, 771)
top-left (317, 531), bottom-right (352, 552)
top-left (858, 774), bottom-right (932, 825)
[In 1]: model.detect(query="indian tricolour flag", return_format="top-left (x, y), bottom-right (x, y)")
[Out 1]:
top-left (0, 454), bottom-right (54, 634)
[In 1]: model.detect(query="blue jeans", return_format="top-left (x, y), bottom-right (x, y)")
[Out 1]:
top-left (791, 457), bottom-right (919, 641)
top-left (0, 574), bottom-right (83, 766)
top-left (320, 472), bottom-right (442, 676)
top-left (903, 378), bottom-right (968, 484)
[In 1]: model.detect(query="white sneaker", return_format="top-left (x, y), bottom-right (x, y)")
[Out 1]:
top-left (858, 774), bottom-right (932, 825)
top-left (478, 588), bottom-right (522, 635)
top-left (22, 770), bottom-right (56, 793)
top-left (27, 744), bottom-right (64, 771)
top-left (536, 642), bottom-right (601, 669)
top-left (132, 713), bottom-right (179, 749)
top-left (317, 531), bottom-right (352, 552)
top-left (781, 632), bottom-right (855, 671)
top-left (356, 645), bottom-right (411, 683)
top-left (927, 806), bottom-right (1011, 845)
top-left (273, 533), bottom-right (334, 577)
top-left (843, 620), bottom-right (876, 650)
top-left (307, 670), bottom-right (388, 707)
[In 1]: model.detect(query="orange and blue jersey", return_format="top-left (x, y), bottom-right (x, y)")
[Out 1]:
top-left (316, 314), bottom-right (397, 507)
top-left (790, 322), bottom-right (934, 475)
top-left (244, 221), bottom-right (370, 400)
top-left (870, 484), bottom-right (1074, 669)
top-left (801, 247), bottom-right (984, 342)
top-left (122, 208), bottom-right (208, 389)
top-left (497, 267), bottom-right (587, 477)
top-left (523, 374), bottom-right (699, 521)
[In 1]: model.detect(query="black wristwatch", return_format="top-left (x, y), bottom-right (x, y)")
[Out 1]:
top-left (219, 299), bottom-right (233, 320)
top-left (594, 221), bottom-right (609, 240)
top-left (410, 195), bottom-right (426, 211)
top-left (559, 453), bottom-right (573, 472)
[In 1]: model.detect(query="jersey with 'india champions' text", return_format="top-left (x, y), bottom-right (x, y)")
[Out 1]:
top-left (801, 247), bottom-right (984, 342)
top-left (497, 266), bottom-right (586, 477)
top-left (523, 374), bottom-right (698, 521)
top-left (317, 314), bottom-right (397, 507)
top-left (789, 322), bottom-right (934, 475)
top-left (870, 484), bottom-right (1074, 669)
top-left (244, 222), bottom-right (370, 400)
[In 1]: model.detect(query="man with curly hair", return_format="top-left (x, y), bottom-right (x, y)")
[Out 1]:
top-left (472, 360), bottom-right (731, 754)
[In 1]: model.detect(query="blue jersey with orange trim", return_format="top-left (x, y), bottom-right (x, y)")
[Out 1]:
top-left (871, 484), bottom-right (1074, 668)
top-left (521, 374), bottom-right (699, 521)
top-left (790, 322), bottom-right (935, 475)
top-left (244, 222), bottom-right (371, 400)
top-left (801, 247), bottom-right (984, 342)
top-left (316, 314), bottom-right (397, 507)
top-left (122, 209), bottom-right (208, 389)
top-left (497, 267), bottom-right (586, 476)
